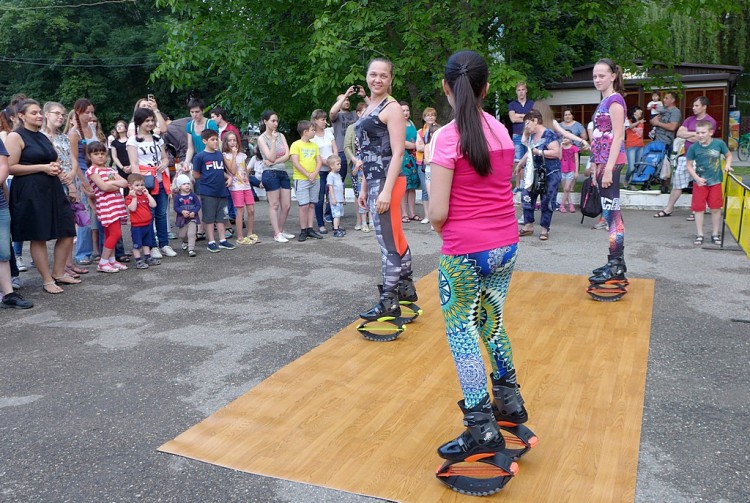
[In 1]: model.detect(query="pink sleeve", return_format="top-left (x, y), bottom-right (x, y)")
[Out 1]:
top-left (429, 126), bottom-right (456, 170)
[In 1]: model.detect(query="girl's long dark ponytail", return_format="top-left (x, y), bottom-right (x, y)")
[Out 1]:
top-left (444, 51), bottom-right (491, 176)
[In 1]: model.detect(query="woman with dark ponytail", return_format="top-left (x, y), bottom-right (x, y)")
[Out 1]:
top-left (588, 58), bottom-right (627, 285)
top-left (428, 51), bottom-right (529, 466)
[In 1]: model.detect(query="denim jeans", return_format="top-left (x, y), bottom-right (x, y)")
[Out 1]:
top-left (0, 207), bottom-right (11, 262)
top-left (512, 133), bottom-right (527, 162)
top-left (521, 170), bottom-right (562, 230)
top-left (315, 170), bottom-right (331, 226)
top-left (151, 182), bottom-right (169, 249)
top-left (625, 147), bottom-right (643, 184)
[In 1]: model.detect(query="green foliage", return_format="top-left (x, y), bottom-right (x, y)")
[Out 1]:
top-left (0, 0), bottom-right (180, 130)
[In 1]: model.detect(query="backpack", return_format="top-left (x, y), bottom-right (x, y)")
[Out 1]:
top-left (579, 176), bottom-right (602, 223)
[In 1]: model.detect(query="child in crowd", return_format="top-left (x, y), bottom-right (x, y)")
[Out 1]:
top-left (192, 129), bottom-right (235, 252)
top-left (125, 173), bottom-right (160, 268)
top-left (85, 141), bottom-right (129, 273)
top-left (685, 120), bottom-right (733, 246)
top-left (422, 123), bottom-right (440, 230)
top-left (223, 131), bottom-right (258, 245)
top-left (289, 120), bottom-right (323, 242)
top-left (646, 92), bottom-right (664, 139)
top-left (172, 174), bottom-right (201, 257)
top-left (326, 155), bottom-right (345, 237)
top-left (559, 137), bottom-right (579, 213)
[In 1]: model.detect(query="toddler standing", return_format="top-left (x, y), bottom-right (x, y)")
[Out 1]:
top-left (85, 141), bottom-right (129, 273)
top-left (172, 174), bottom-right (201, 257)
top-left (126, 173), bottom-right (160, 268)
top-left (326, 155), bottom-right (345, 237)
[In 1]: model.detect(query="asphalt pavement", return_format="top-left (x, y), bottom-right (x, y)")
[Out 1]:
top-left (2, 199), bottom-right (748, 503)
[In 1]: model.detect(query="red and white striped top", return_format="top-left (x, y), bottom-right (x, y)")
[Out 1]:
top-left (86, 166), bottom-right (128, 226)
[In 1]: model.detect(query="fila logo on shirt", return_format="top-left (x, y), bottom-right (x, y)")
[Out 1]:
top-left (601, 197), bottom-right (620, 211)
top-left (204, 160), bottom-right (223, 171)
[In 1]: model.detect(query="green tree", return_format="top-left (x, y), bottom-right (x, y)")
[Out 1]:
top-left (0, 0), bottom-right (179, 129)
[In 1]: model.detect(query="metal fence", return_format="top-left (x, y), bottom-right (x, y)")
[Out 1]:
top-left (723, 172), bottom-right (750, 258)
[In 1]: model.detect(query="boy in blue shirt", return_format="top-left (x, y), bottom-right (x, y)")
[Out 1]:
top-left (192, 129), bottom-right (235, 252)
top-left (685, 120), bottom-right (733, 246)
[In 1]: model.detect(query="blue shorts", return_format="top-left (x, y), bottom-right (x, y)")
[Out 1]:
top-left (0, 207), bottom-right (10, 262)
top-left (131, 224), bottom-right (154, 250)
top-left (261, 169), bottom-right (291, 191)
top-left (331, 202), bottom-right (344, 218)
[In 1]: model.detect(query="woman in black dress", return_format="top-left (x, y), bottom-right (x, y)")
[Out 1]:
top-left (5, 99), bottom-right (76, 294)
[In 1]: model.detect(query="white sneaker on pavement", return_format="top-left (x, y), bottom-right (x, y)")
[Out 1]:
top-left (281, 232), bottom-right (295, 240)
top-left (16, 257), bottom-right (28, 272)
top-left (150, 247), bottom-right (163, 259)
top-left (274, 234), bottom-right (289, 243)
top-left (160, 245), bottom-right (177, 257)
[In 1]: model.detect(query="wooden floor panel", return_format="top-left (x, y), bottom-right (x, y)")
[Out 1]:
top-left (159, 271), bottom-right (654, 502)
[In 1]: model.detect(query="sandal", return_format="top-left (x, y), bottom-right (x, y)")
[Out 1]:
top-left (653, 210), bottom-right (672, 218)
top-left (686, 213), bottom-right (695, 221)
top-left (116, 255), bottom-right (130, 263)
top-left (66, 264), bottom-right (89, 275)
top-left (76, 258), bottom-right (92, 266)
top-left (411, 215), bottom-right (422, 221)
top-left (693, 235), bottom-right (704, 246)
top-left (53, 274), bottom-right (82, 285)
top-left (519, 228), bottom-right (534, 237)
top-left (540, 231), bottom-right (549, 241)
top-left (401, 216), bottom-right (410, 223)
top-left (42, 281), bottom-right (64, 294)
top-left (62, 267), bottom-right (81, 279)
top-left (711, 235), bottom-right (721, 245)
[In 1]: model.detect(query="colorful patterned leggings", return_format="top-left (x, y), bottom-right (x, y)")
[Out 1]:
top-left (596, 164), bottom-right (625, 258)
top-left (438, 244), bottom-right (518, 409)
top-left (367, 176), bottom-right (412, 292)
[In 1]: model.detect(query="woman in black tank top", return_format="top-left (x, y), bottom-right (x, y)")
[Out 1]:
top-left (355, 58), bottom-right (417, 322)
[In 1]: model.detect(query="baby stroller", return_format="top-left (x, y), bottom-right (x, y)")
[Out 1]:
top-left (627, 141), bottom-right (667, 190)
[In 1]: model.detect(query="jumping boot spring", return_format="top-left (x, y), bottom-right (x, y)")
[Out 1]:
top-left (397, 277), bottom-right (418, 303)
top-left (589, 256), bottom-right (627, 284)
top-left (437, 395), bottom-right (505, 462)
top-left (359, 289), bottom-right (401, 321)
top-left (491, 370), bottom-right (528, 425)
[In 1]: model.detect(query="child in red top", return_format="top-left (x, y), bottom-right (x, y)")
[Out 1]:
top-left (125, 173), bottom-right (159, 269)
top-left (559, 138), bottom-right (580, 213)
top-left (85, 141), bottom-right (129, 273)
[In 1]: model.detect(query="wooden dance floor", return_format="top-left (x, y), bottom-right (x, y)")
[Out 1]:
top-left (159, 271), bottom-right (654, 502)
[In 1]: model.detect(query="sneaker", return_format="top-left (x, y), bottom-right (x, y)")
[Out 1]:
top-left (225, 228), bottom-right (234, 239)
top-left (161, 245), bottom-right (177, 257)
top-left (306, 228), bottom-right (324, 239)
top-left (362, 223), bottom-right (370, 233)
top-left (11, 276), bottom-right (22, 290)
top-left (150, 247), bottom-right (163, 259)
top-left (298, 230), bottom-right (308, 242)
top-left (354, 224), bottom-right (362, 231)
top-left (135, 260), bottom-right (149, 269)
top-left (592, 220), bottom-right (608, 230)
top-left (281, 232), bottom-right (296, 240)
top-left (111, 261), bottom-right (128, 271)
top-left (274, 233), bottom-right (289, 243)
top-left (318, 226), bottom-right (328, 234)
top-left (16, 257), bottom-right (28, 272)
top-left (333, 229), bottom-right (345, 238)
top-left (181, 242), bottom-right (188, 250)
top-left (188, 250), bottom-right (197, 257)
top-left (324, 215), bottom-right (333, 223)
top-left (196, 232), bottom-right (206, 241)
top-left (168, 231), bottom-right (177, 239)
top-left (97, 263), bottom-right (119, 273)
top-left (219, 240), bottom-right (235, 250)
top-left (207, 242), bottom-right (221, 253)
top-left (1, 292), bottom-right (33, 309)
top-left (420, 217), bottom-right (429, 224)
top-left (146, 257), bottom-right (162, 265)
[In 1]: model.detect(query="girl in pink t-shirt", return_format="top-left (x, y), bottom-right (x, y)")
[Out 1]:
top-left (428, 51), bottom-right (530, 467)
top-left (559, 138), bottom-right (579, 213)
